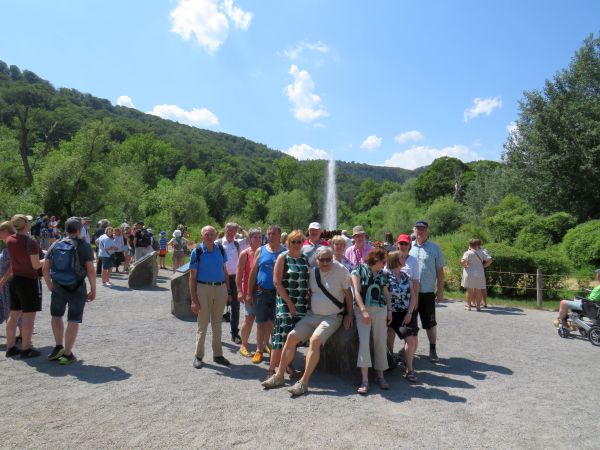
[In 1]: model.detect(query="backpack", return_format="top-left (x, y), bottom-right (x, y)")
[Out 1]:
top-left (217, 238), bottom-right (240, 255)
top-left (190, 242), bottom-right (225, 270)
top-left (172, 237), bottom-right (184, 251)
top-left (49, 238), bottom-right (87, 289)
top-left (137, 229), bottom-right (151, 247)
top-left (30, 220), bottom-right (42, 237)
top-left (151, 236), bottom-right (160, 251)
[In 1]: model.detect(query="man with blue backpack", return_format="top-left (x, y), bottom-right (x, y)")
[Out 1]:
top-left (42, 217), bottom-right (96, 365)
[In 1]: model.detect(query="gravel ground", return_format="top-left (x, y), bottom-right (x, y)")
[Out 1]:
top-left (1, 270), bottom-right (599, 449)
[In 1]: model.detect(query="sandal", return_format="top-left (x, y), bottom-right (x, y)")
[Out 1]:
top-left (404, 370), bottom-right (417, 383)
top-left (376, 377), bottom-right (390, 390)
top-left (357, 381), bottom-right (369, 395)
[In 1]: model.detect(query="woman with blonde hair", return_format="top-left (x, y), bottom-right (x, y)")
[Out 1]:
top-left (331, 235), bottom-right (354, 272)
top-left (461, 239), bottom-right (492, 311)
top-left (270, 230), bottom-right (310, 378)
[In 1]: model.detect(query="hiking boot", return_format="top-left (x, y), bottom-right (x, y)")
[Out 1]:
top-left (429, 348), bottom-right (439, 363)
top-left (252, 351), bottom-right (263, 364)
top-left (193, 357), bottom-right (203, 369)
top-left (6, 346), bottom-right (20, 358)
top-left (48, 345), bottom-right (65, 361)
top-left (288, 381), bottom-right (308, 397)
top-left (58, 353), bottom-right (77, 365)
top-left (261, 374), bottom-right (285, 389)
top-left (239, 346), bottom-right (251, 357)
top-left (21, 348), bottom-right (42, 359)
top-left (213, 356), bottom-right (230, 366)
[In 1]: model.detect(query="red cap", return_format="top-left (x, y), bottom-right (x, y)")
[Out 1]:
top-left (397, 234), bottom-right (411, 244)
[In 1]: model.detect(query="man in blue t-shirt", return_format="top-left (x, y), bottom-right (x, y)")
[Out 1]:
top-left (409, 220), bottom-right (445, 363)
top-left (189, 225), bottom-right (231, 369)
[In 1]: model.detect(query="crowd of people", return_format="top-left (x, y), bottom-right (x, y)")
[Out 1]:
top-left (187, 220), bottom-right (446, 397)
top-left (4, 212), bottom-right (597, 398)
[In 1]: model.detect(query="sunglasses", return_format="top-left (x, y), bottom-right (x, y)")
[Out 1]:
top-left (398, 242), bottom-right (409, 246)
top-left (318, 257), bottom-right (332, 263)
top-left (290, 240), bottom-right (303, 245)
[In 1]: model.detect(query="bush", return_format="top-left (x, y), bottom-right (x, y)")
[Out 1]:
top-left (424, 196), bottom-right (464, 235)
top-left (561, 220), bottom-right (600, 269)
top-left (435, 231), bottom-right (472, 291)
top-left (484, 243), bottom-right (536, 297)
top-left (530, 249), bottom-right (570, 299)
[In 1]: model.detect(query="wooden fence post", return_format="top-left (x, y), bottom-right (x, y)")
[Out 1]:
top-left (536, 268), bottom-right (543, 307)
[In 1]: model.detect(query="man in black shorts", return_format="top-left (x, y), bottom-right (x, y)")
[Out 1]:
top-left (43, 217), bottom-right (96, 365)
top-left (408, 221), bottom-right (445, 362)
top-left (5, 214), bottom-right (45, 358)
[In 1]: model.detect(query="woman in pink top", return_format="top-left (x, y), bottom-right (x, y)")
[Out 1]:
top-left (236, 228), bottom-right (262, 357)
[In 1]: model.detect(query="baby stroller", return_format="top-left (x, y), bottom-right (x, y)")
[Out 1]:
top-left (557, 295), bottom-right (600, 347)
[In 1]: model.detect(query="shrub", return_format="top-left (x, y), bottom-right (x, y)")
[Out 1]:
top-left (484, 243), bottom-right (536, 297)
top-left (424, 196), bottom-right (465, 235)
top-left (561, 220), bottom-right (600, 269)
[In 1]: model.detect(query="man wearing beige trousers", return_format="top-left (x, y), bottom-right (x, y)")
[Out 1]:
top-left (189, 225), bottom-right (231, 369)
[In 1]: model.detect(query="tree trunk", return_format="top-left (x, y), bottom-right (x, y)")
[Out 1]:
top-left (16, 105), bottom-right (33, 184)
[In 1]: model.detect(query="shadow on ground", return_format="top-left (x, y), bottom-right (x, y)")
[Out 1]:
top-left (16, 346), bottom-right (131, 384)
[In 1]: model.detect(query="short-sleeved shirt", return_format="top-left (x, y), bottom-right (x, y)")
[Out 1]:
top-left (345, 243), bottom-right (373, 268)
top-left (6, 234), bottom-right (39, 279)
top-left (159, 237), bottom-right (168, 251)
top-left (589, 285), bottom-right (600, 303)
top-left (97, 235), bottom-right (117, 258)
top-left (351, 263), bottom-right (388, 308)
top-left (220, 238), bottom-right (248, 275)
top-left (301, 239), bottom-right (330, 268)
top-left (190, 242), bottom-right (227, 283)
top-left (409, 240), bottom-right (445, 293)
top-left (310, 263), bottom-right (351, 315)
top-left (386, 256), bottom-right (419, 312)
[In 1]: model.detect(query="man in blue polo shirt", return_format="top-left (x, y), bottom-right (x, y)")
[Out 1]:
top-left (189, 225), bottom-right (231, 369)
top-left (409, 220), bottom-right (445, 362)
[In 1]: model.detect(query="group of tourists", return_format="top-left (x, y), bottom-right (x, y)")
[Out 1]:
top-left (188, 220), bottom-right (446, 397)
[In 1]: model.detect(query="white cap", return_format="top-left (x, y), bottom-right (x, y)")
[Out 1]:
top-left (308, 222), bottom-right (322, 230)
top-left (173, 230), bottom-right (182, 238)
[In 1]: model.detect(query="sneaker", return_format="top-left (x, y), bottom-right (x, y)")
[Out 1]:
top-left (429, 348), bottom-right (439, 363)
top-left (193, 357), bottom-right (203, 369)
top-left (239, 346), bottom-right (251, 357)
top-left (5, 346), bottom-right (20, 358)
top-left (105, 282), bottom-right (113, 287)
top-left (20, 348), bottom-right (42, 359)
top-left (58, 353), bottom-right (77, 365)
top-left (252, 351), bottom-right (263, 364)
top-left (47, 345), bottom-right (65, 361)
top-left (232, 335), bottom-right (242, 345)
top-left (213, 356), bottom-right (230, 366)
top-left (261, 374), bottom-right (285, 389)
top-left (288, 380), bottom-right (308, 397)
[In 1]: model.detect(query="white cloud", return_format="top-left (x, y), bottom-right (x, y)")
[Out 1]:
top-left (506, 121), bottom-right (517, 134)
top-left (280, 41), bottom-right (329, 60)
top-left (221, 0), bottom-right (252, 30)
top-left (464, 96), bottom-right (502, 122)
top-left (360, 135), bottom-right (382, 152)
top-left (384, 145), bottom-right (483, 170)
top-left (169, 0), bottom-right (252, 54)
top-left (285, 144), bottom-right (328, 160)
top-left (285, 64), bottom-right (329, 123)
top-left (394, 130), bottom-right (424, 145)
top-left (116, 95), bottom-right (136, 108)
top-left (148, 104), bottom-right (219, 128)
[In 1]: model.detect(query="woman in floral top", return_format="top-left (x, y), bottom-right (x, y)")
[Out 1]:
top-left (351, 247), bottom-right (392, 394)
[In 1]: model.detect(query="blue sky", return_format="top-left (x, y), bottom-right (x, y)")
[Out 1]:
top-left (1, 0), bottom-right (598, 169)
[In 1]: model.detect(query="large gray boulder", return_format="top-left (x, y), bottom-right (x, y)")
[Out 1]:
top-left (171, 268), bottom-right (195, 319)
top-left (128, 251), bottom-right (158, 289)
top-left (318, 324), bottom-right (360, 379)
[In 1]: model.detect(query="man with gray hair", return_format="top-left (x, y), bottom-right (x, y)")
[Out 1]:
top-left (217, 222), bottom-right (248, 344)
top-left (189, 225), bottom-right (231, 368)
top-left (43, 217), bottom-right (96, 365)
top-left (262, 246), bottom-right (354, 396)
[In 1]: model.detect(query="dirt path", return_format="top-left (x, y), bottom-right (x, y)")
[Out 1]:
top-left (1, 270), bottom-right (598, 449)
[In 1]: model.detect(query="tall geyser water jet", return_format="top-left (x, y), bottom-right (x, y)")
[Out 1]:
top-left (323, 154), bottom-right (337, 230)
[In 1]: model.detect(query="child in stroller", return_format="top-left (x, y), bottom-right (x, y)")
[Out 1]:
top-left (556, 269), bottom-right (600, 346)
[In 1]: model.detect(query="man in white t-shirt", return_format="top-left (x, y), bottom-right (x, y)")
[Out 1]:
top-left (218, 222), bottom-right (248, 344)
top-left (262, 247), bottom-right (353, 396)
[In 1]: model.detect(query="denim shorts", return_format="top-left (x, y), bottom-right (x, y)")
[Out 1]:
top-left (254, 289), bottom-right (276, 324)
top-left (244, 301), bottom-right (256, 317)
top-left (100, 256), bottom-right (113, 269)
top-left (50, 283), bottom-right (87, 323)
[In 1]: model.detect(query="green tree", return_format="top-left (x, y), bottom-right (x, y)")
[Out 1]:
top-left (414, 157), bottom-right (470, 205)
top-left (424, 196), bottom-right (465, 235)
top-left (503, 33), bottom-right (600, 221)
top-left (266, 190), bottom-right (312, 230)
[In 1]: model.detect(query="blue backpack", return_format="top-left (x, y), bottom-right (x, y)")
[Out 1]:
top-left (50, 239), bottom-right (87, 289)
